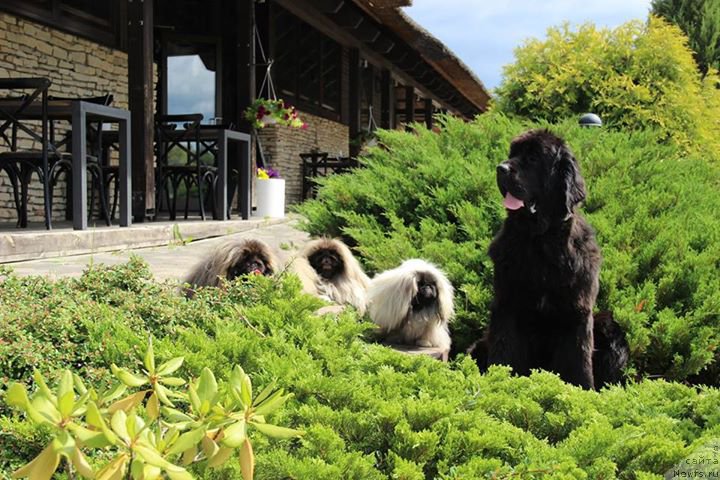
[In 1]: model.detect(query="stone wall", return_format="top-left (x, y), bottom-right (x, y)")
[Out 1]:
top-left (0, 12), bottom-right (128, 225)
top-left (257, 110), bottom-right (348, 205)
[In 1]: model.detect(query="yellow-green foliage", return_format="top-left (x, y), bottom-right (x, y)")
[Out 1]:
top-left (495, 17), bottom-right (720, 154)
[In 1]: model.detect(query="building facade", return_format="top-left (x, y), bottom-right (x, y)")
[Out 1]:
top-left (0, 0), bottom-right (489, 225)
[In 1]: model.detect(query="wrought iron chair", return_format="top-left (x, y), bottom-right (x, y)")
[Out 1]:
top-left (0, 77), bottom-right (54, 228)
top-left (155, 114), bottom-right (217, 220)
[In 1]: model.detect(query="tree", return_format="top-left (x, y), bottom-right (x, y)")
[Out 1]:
top-left (651, 0), bottom-right (720, 76)
top-left (494, 17), bottom-right (720, 153)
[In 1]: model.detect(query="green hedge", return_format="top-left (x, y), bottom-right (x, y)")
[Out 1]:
top-left (297, 113), bottom-right (720, 384)
top-left (1, 260), bottom-right (720, 479)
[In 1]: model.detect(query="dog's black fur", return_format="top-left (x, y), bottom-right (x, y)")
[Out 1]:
top-left (485, 129), bottom-right (601, 389)
top-left (468, 310), bottom-right (629, 389)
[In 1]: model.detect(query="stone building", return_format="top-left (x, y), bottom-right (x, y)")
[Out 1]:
top-left (0, 0), bottom-right (489, 228)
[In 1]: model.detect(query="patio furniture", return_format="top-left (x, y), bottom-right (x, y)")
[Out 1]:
top-left (194, 124), bottom-right (251, 220)
top-left (47, 94), bottom-right (115, 226)
top-left (155, 113), bottom-right (217, 220)
top-left (0, 81), bottom-right (131, 230)
top-left (0, 77), bottom-right (53, 228)
top-left (301, 152), bottom-right (357, 199)
top-left (155, 119), bottom-right (252, 221)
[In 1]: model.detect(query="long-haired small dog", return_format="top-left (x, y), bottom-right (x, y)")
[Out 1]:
top-left (368, 259), bottom-right (454, 351)
top-left (184, 238), bottom-right (277, 297)
top-left (296, 238), bottom-right (370, 314)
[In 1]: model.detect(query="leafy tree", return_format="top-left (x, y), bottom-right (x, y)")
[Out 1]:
top-left (651, 0), bottom-right (720, 76)
top-left (495, 17), bottom-right (720, 153)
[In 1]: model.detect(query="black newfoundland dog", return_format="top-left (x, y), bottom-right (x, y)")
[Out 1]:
top-left (486, 129), bottom-right (602, 389)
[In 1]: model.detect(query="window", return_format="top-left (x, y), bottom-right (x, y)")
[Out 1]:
top-left (272, 6), bottom-right (342, 118)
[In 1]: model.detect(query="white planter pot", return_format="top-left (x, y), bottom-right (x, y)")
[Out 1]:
top-left (255, 178), bottom-right (285, 218)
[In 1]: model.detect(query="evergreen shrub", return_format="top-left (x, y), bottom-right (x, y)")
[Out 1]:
top-left (297, 113), bottom-right (720, 384)
top-left (2, 260), bottom-right (720, 478)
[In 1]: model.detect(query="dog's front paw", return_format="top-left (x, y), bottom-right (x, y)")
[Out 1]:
top-left (416, 339), bottom-right (433, 348)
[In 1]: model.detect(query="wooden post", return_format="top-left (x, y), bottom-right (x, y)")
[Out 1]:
top-left (380, 68), bottom-right (394, 129)
top-left (348, 48), bottom-right (361, 157)
top-left (404, 85), bottom-right (415, 131)
top-left (424, 98), bottom-right (434, 130)
top-left (221, 0), bottom-right (255, 219)
top-left (127, 0), bottom-right (154, 222)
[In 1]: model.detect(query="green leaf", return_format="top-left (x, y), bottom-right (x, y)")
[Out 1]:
top-left (111, 364), bottom-right (148, 388)
top-left (70, 446), bottom-right (94, 478)
top-left (196, 368), bottom-right (218, 406)
top-left (107, 391), bottom-right (148, 414)
top-left (221, 419), bottom-right (246, 448)
top-left (253, 391), bottom-right (292, 417)
top-left (147, 392), bottom-right (160, 421)
top-left (159, 376), bottom-right (186, 387)
top-left (154, 383), bottom-right (175, 408)
top-left (51, 429), bottom-right (76, 457)
top-left (156, 357), bottom-right (184, 376)
top-left (250, 421), bottom-right (304, 439)
top-left (252, 379), bottom-right (278, 407)
top-left (33, 370), bottom-right (57, 403)
top-left (110, 410), bottom-right (130, 444)
top-left (161, 407), bottom-right (194, 424)
top-left (144, 337), bottom-right (156, 374)
top-left (134, 442), bottom-right (176, 469)
top-left (207, 446), bottom-right (234, 468)
top-left (31, 395), bottom-right (62, 424)
top-left (240, 372), bottom-right (252, 409)
top-left (95, 454), bottom-right (129, 480)
top-left (99, 383), bottom-right (128, 406)
top-left (57, 370), bottom-right (74, 401)
top-left (68, 423), bottom-right (114, 449)
top-left (72, 373), bottom-right (88, 396)
top-left (188, 384), bottom-right (201, 414)
top-left (58, 390), bottom-right (75, 419)
top-left (166, 427), bottom-right (206, 456)
top-left (6, 383), bottom-right (29, 409)
top-left (11, 443), bottom-right (60, 480)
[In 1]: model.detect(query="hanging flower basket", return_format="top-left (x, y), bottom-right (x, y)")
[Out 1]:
top-left (245, 98), bottom-right (308, 130)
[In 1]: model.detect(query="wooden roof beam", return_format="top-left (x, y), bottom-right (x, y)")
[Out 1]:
top-left (313, 0), bottom-right (346, 14)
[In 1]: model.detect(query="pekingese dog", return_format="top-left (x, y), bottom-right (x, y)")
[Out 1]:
top-left (368, 259), bottom-right (454, 351)
top-left (294, 238), bottom-right (370, 314)
top-left (183, 238), bottom-right (277, 297)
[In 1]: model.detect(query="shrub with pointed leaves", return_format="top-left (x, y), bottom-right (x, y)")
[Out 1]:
top-left (5, 339), bottom-right (302, 480)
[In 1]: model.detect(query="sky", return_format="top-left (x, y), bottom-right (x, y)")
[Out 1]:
top-left (403, 0), bottom-right (653, 93)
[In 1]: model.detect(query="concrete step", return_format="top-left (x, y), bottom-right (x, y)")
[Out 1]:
top-left (0, 216), bottom-right (291, 263)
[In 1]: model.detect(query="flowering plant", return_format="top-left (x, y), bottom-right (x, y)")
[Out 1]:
top-left (257, 166), bottom-right (281, 179)
top-left (245, 98), bottom-right (307, 129)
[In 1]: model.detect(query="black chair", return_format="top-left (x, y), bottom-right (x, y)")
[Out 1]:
top-left (47, 94), bottom-right (115, 226)
top-left (301, 152), bottom-right (357, 199)
top-left (0, 77), bottom-right (54, 228)
top-left (155, 114), bottom-right (217, 220)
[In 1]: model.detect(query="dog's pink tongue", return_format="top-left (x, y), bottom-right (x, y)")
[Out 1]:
top-left (503, 192), bottom-right (524, 210)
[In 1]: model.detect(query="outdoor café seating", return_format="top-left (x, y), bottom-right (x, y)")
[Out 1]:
top-left (0, 77), bottom-right (131, 230)
top-left (154, 113), bottom-right (217, 221)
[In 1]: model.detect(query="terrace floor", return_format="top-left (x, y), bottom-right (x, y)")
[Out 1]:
top-left (1, 216), bottom-right (309, 281)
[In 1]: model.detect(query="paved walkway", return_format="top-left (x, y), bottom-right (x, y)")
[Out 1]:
top-left (6, 219), bottom-right (310, 282)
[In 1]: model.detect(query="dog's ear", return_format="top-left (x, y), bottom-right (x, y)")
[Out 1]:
top-left (554, 148), bottom-right (586, 218)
